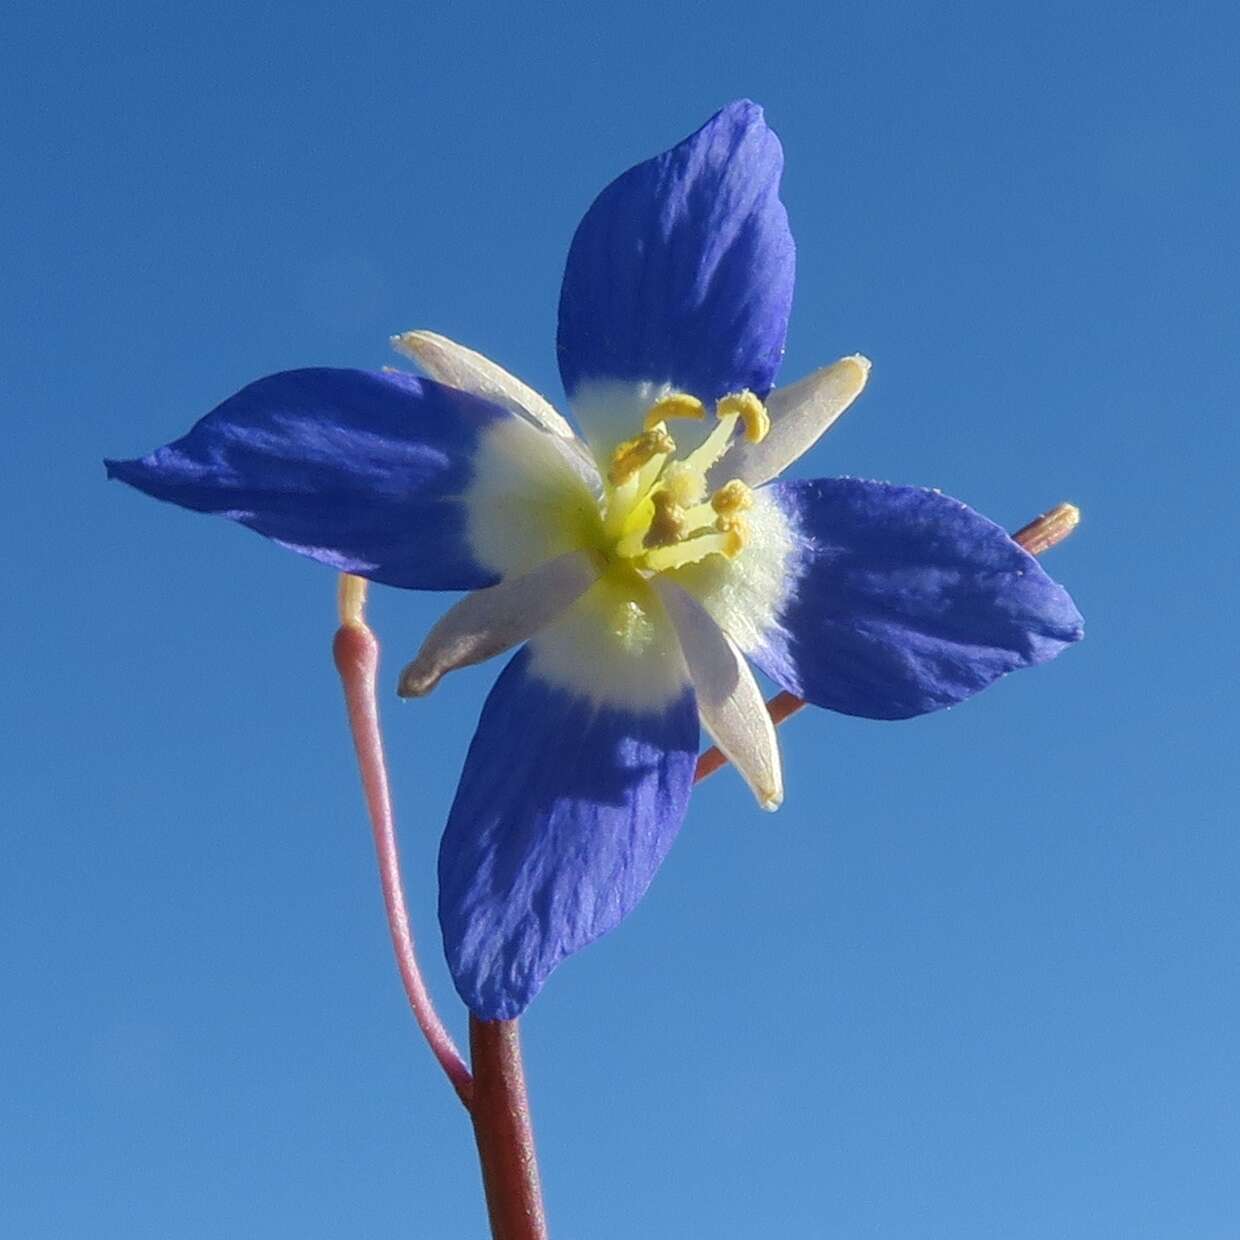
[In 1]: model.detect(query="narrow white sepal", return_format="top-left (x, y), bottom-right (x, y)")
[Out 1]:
top-left (392, 330), bottom-right (600, 491)
top-left (654, 580), bottom-right (784, 811)
top-left (391, 330), bottom-right (575, 439)
top-left (722, 355), bottom-right (871, 488)
top-left (398, 550), bottom-right (599, 697)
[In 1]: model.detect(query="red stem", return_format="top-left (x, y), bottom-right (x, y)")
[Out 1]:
top-left (469, 1018), bottom-right (549, 1240)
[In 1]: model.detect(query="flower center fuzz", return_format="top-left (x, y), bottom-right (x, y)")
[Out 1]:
top-left (596, 388), bottom-right (767, 576)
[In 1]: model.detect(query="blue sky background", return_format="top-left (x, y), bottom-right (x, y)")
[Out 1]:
top-left (4, 1), bottom-right (1238, 1236)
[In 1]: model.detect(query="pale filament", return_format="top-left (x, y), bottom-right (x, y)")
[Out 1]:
top-left (600, 389), bottom-right (767, 574)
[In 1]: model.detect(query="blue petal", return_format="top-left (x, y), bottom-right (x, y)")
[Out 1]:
top-left (106, 369), bottom-right (508, 590)
top-left (439, 646), bottom-right (698, 1019)
top-left (750, 479), bottom-right (1084, 720)
top-left (557, 99), bottom-right (795, 405)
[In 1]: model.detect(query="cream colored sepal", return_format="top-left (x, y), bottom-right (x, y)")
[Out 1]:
top-left (391, 330), bottom-right (577, 441)
top-left (654, 579), bottom-right (783, 811)
top-left (722, 355), bottom-right (870, 488)
top-left (398, 550), bottom-right (599, 697)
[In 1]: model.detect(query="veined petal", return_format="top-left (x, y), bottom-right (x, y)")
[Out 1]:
top-left (746, 479), bottom-right (1085, 720)
top-left (655, 580), bottom-right (782, 811)
top-left (720, 355), bottom-right (871, 488)
top-left (438, 643), bottom-right (698, 1020)
top-left (106, 369), bottom-right (542, 590)
top-left (558, 100), bottom-right (795, 458)
top-left (397, 550), bottom-right (600, 697)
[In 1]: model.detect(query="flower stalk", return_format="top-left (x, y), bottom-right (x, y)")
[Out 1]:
top-left (469, 1018), bottom-right (548, 1240)
top-left (103, 96), bottom-right (1084, 1240)
top-left (333, 502), bottom-right (1078, 1237)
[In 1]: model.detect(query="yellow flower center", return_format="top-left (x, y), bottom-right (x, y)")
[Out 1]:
top-left (595, 388), bottom-right (768, 576)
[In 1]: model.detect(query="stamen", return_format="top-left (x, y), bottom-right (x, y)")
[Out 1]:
top-left (643, 490), bottom-right (686, 548)
top-left (642, 525), bottom-right (745, 572)
top-left (607, 426), bottom-right (675, 487)
top-left (643, 392), bottom-right (706, 430)
top-left (613, 505), bottom-right (654, 559)
top-left (710, 479), bottom-right (753, 518)
top-left (633, 447), bottom-right (669, 501)
top-left (681, 412), bottom-right (740, 476)
top-left (714, 512), bottom-right (748, 540)
top-left (716, 390), bottom-right (770, 443)
top-left (678, 500), bottom-right (721, 532)
top-left (601, 394), bottom-right (761, 574)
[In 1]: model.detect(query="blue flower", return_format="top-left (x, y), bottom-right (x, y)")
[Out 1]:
top-left (107, 101), bottom-right (1083, 1020)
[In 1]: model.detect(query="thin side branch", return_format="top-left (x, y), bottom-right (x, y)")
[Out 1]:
top-left (1010, 502), bottom-right (1081, 556)
top-left (333, 586), bottom-right (473, 1107)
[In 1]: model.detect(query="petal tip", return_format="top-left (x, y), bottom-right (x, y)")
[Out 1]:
top-left (391, 329), bottom-right (455, 368)
top-left (390, 330), bottom-right (428, 361)
top-left (104, 455), bottom-right (147, 487)
top-left (720, 97), bottom-right (765, 122)
top-left (831, 354), bottom-right (872, 401)
top-left (557, 97), bottom-right (793, 406)
top-left (397, 660), bottom-right (437, 698)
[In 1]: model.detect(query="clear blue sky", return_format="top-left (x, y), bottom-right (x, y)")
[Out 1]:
top-left (4, 2), bottom-right (1238, 1236)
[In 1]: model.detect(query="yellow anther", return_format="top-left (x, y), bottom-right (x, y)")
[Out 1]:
top-left (710, 479), bottom-right (754, 518)
top-left (720, 521), bottom-right (746, 557)
top-left (607, 426), bottom-right (675, 486)
top-left (643, 392), bottom-right (706, 430)
top-left (643, 490), bottom-right (686, 549)
top-left (714, 510), bottom-right (749, 542)
top-left (716, 390), bottom-right (770, 443)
